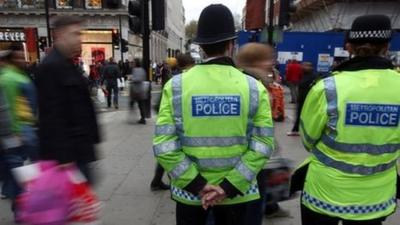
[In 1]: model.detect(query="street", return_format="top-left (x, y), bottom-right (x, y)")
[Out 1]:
top-left (1, 89), bottom-right (399, 225)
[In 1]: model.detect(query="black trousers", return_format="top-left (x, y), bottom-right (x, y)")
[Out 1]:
top-left (129, 99), bottom-right (146, 120)
top-left (301, 204), bottom-right (385, 225)
top-left (106, 84), bottom-right (119, 107)
top-left (176, 202), bottom-right (248, 225)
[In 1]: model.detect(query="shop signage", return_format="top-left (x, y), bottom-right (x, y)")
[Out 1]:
top-left (0, 31), bottom-right (26, 42)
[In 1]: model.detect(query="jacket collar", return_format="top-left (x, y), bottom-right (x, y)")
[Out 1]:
top-left (333, 56), bottom-right (394, 72)
top-left (201, 57), bottom-right (236, 67)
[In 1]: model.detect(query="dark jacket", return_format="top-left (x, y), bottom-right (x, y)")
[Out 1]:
top-left (101, 62), bottom-right (121, 86)
top-left (35, 48), bottom-right (100, 164)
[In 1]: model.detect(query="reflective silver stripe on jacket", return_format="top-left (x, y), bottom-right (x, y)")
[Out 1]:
top-left (172, 75), bottom-right (184, 138)
top-left (321, 134), bottom-right (400, 155)
top-left (190, 156), bottom-right (241, 169)
top-left (251, 126), bottom-right (274, 137)
top-left (155, 125), bottom-right (176, 136)
top-left (169, 157), bottom-right (191, 179)
top-left (153, 140), bottom-right (181, 156)
top-left (236, 160), bottom-right (256, 182)
top-left (247, 76), bottom-right (259, 119)
top-left (312, 149), bottom-right (397, 175)
top-left (249, 140), bottom-right (273, 157)
top-left (182, 136), bottom-right (247, 147)
top-left (302, 192), bottom-right (396, 215)
top-left (324, 77), bottom-right (339, 135)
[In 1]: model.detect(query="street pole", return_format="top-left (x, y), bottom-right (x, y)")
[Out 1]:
top-left (142, 0), bottom-right (151, 118)
top-left (267, 0), bottom-right (274, 45)
top-left (44, 0), bottom-right (52, 47)
top-left (142, 0), bottom-right (150, 78)
top-left (119, 15), bottom-right (124, 62)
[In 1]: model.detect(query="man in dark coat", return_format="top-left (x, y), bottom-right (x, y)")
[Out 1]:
top-left (102, 57), bottom-right (122, 109)
top-left (35, 16), bottom-right (100, 183)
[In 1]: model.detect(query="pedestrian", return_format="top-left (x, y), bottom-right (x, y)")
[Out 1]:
top-left (287, 62), bottom-right (318, 136)
top-left (153, 4), bottom-right (274, 225)
top-left (160, 61), bottom-right (171, 87)
top-left (102, 57), bottom-right (122, 109)
top-left (35, 16), bottom-right (101, 185)
top-left (285, 59), bottom-right (302, 103)
top-left (0, 43), bottom-right (38, 220)
top-left (176, 53), bottom-right (195, 72)
top-left (129, 58), bottom-right (149, 125)
top-left (237, 43), bottom-right (290, 225)
top-left (297, 15), bottom-right (399, 225)
top-left (124, 59), bottom-right (131, 80)
top-left (0, 86), bottom-right (22, 197)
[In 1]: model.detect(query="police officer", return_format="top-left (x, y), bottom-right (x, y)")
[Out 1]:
top-left (299, 15), bottom-right (400, 225)
top-left (153, 4), bottom-right (274, 225)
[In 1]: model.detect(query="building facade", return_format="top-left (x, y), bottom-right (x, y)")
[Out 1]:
top-left (0, 0), bottom-right (138, 71)
top-left (0, 0), bottom-right (186, 72)
top-left (150, 0), bottom-right (185, 64)
top-left (291, 0), bottom-right (400, 32)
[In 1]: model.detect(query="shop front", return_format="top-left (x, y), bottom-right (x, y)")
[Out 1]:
top-left (0, 27), bottom-right (39, 64)
top-left (80, 29), bottom-right (114, 74)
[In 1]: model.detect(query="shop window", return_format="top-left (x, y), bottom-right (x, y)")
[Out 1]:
top-left (56, 0), bottom-right (73, 9)
top-left (74, 0), bottom-right (84, 8)
top-left (18, 0), bottom-right (36, 8)
top-left (85, 0), bottom-right (102, 9)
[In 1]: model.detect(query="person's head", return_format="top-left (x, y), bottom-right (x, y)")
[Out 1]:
top-left (0, 43), bottom-right (27, 69)
top-left (236, 43), bottom-right (275, 73)
top-left (51, 16), bottom-right (83, 59)
top-left (109, 57), bottom-right (114, 63)
top-left (176, 53), bottom-right (195, 71)
top-left (125, 59), bottom-right (129, 63)
top-left (346, 15), bottom-right (392, 57)
top-left (134, 58), bottom-right (142, 68)
top-left (194, 4), bottom-right (237, 58)
top-left (302, 62), bottom-right (314, 74)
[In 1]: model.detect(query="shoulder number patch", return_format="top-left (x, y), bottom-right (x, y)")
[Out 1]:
top-left (192, 96), bottom-right (241, 117)
top-left (345, 103), bottom-right (400, 127)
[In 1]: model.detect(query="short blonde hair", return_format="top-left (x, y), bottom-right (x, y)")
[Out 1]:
top-left (236, 43), bottom-right (274, 66)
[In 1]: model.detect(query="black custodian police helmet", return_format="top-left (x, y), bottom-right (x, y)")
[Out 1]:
top-left (348, 15), bottom-right (392, 44)
top-left (193, 4), bottom-right (237, 45)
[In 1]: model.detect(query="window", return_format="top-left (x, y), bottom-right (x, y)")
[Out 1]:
top-left (85, 0), bottom-right (102, 9)
top-left (18, 0), bottom-right (35, 8)
top-left (56, 0), bottom-right (73, 9)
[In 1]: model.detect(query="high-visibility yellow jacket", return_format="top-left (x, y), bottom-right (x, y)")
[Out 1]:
top-left (300, 61), bottom-right (400, 220)
top-left (153, 62), bottom-right (274, 205)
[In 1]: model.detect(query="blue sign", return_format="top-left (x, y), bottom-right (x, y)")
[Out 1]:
top-left (192, 96), bottom-right (241, 117)
top-left (345, 103), bottom-right (400, 127)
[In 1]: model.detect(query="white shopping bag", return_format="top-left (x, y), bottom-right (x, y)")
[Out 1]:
top-left (97, 88), bottom-right (105, 103)
top-left (117, 79), bottom-right (125, 89)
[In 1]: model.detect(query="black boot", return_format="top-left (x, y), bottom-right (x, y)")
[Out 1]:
top-left (150, 164), bottom-right (169, 191)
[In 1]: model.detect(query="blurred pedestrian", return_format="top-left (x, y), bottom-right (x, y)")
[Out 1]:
top-left (0, 86), bottom-right (22, 199)
top-left (102, 57), bottom-right (122, 109)
top-left (285, 60), bottom-right (302, 103)
top-left (237, 43), bottom-right (290, 224)
top-left (287, 62), bottom-right (318, 136)
top-left (35, 16), bottom-right (101, 184)
top-left (129, 58), bottom-right (149, 125)
top-left (124, 59), bottom-right (131, 80)
top-left (176, 53), bottom-right (195, 72)
top-left (154, 5), bottom-right (273, 225)
top-left (0, 43), bottom-right (37, 219)
top-left (160, 61), bottom-right (171, 87)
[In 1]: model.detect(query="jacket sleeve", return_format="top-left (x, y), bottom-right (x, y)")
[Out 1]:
top-left (153, 81), bottom-right (206, 195)
top-left (221, 82), bottom-right (275, 196)
top-left (0, 90), bottom-right (21, 150)
top-left (300, 80), bottom-right (328, 151)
